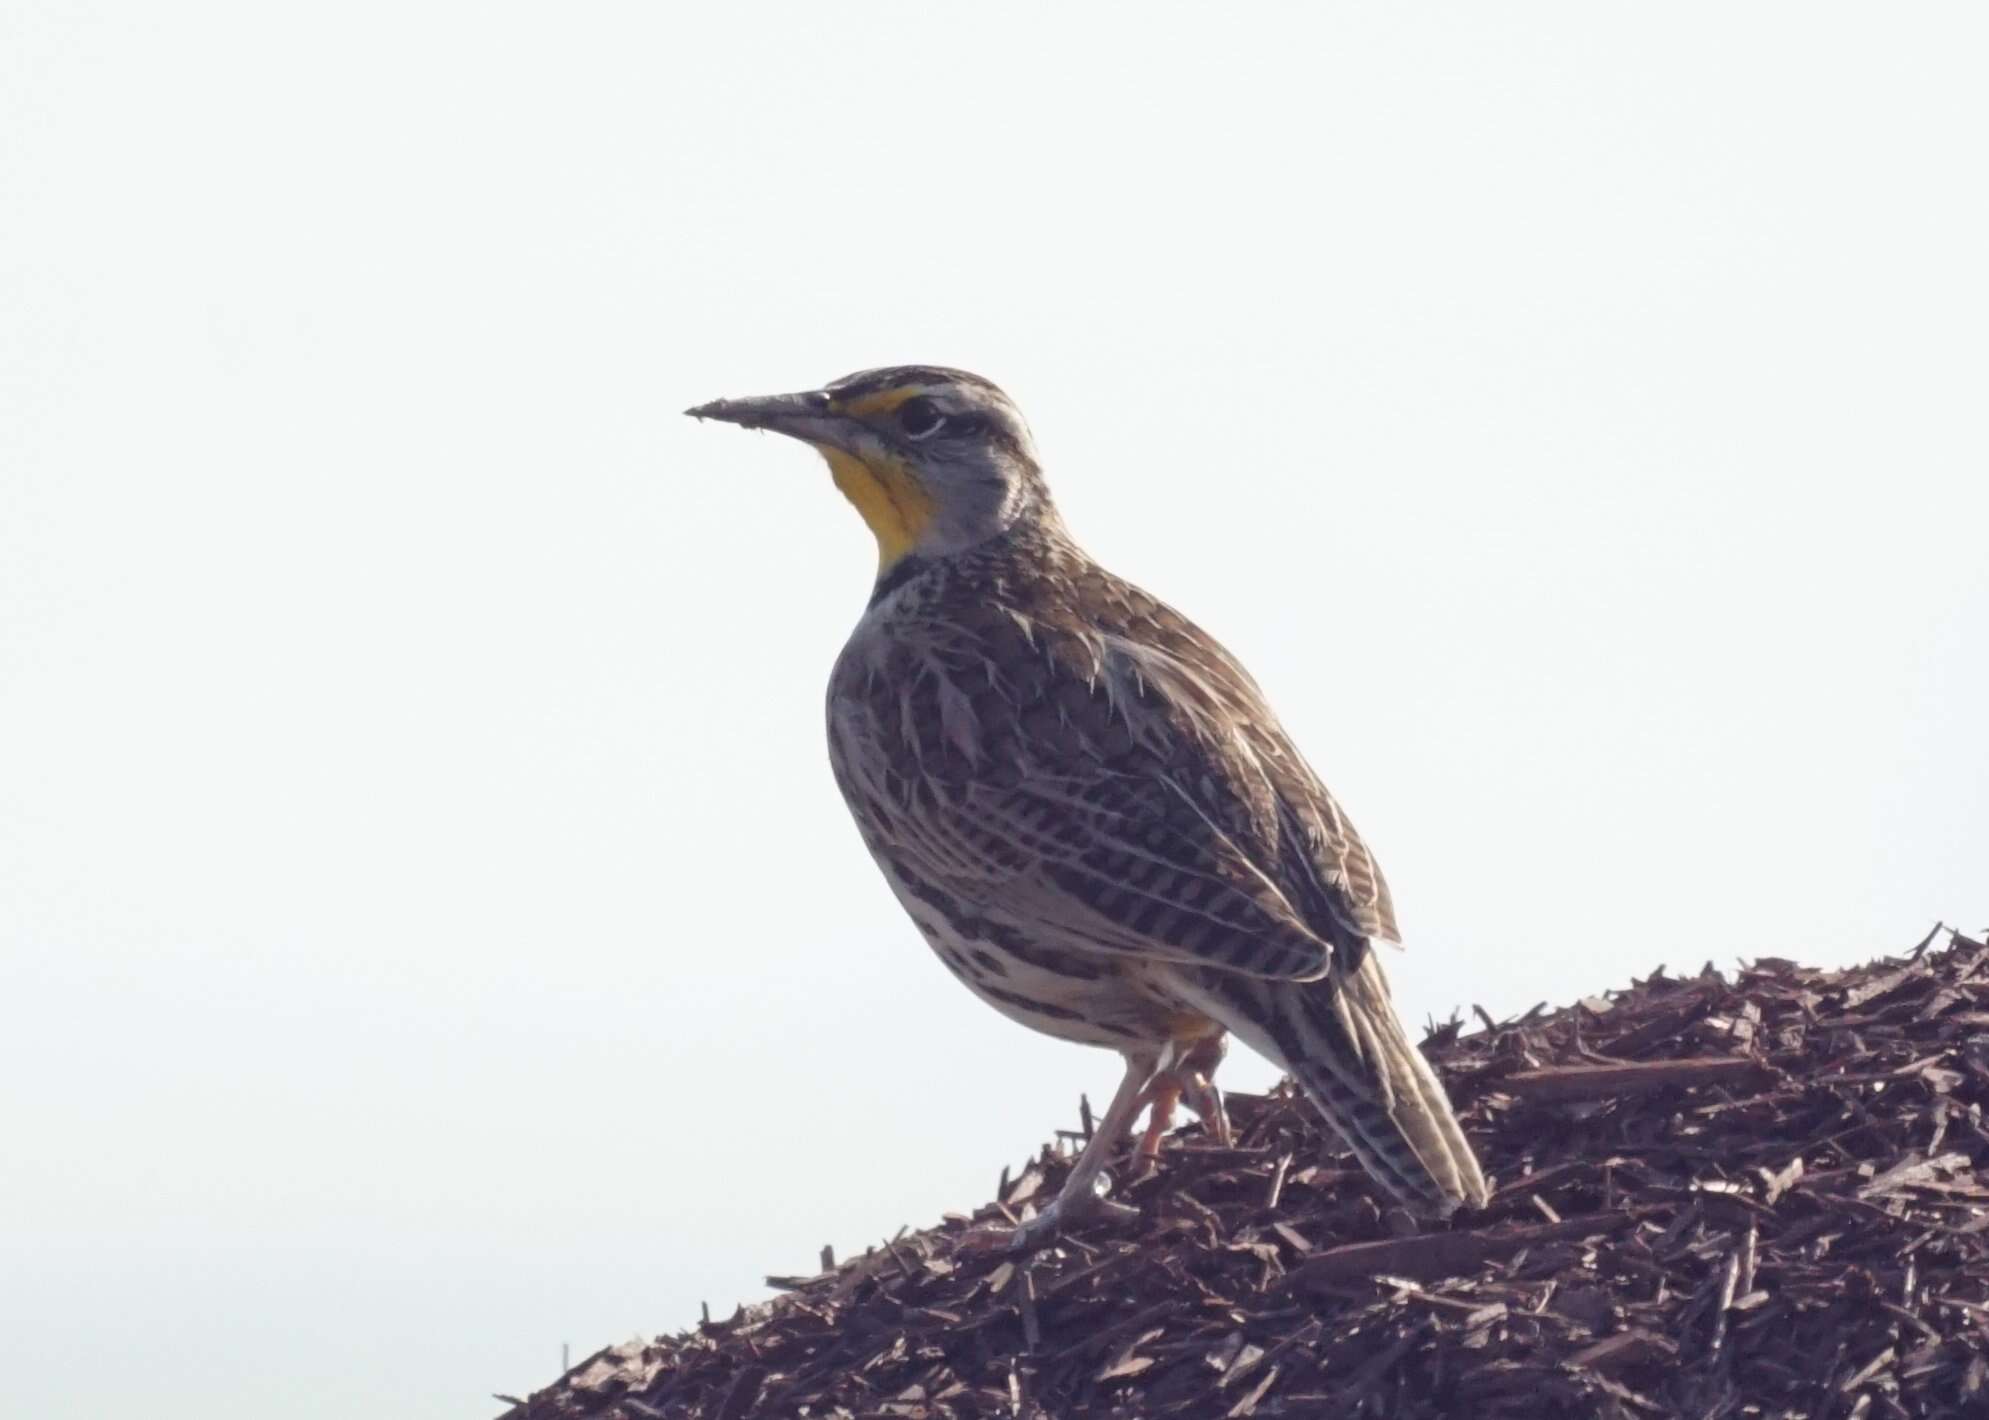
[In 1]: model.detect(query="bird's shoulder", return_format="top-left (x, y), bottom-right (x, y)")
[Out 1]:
top-left (829, 530), bottom-right (1229, 769)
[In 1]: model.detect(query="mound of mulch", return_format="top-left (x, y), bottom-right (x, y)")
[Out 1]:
top-left (497, 925), bottom-right (1989, 1418)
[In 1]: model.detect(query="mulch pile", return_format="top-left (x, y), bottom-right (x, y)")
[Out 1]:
top-left (497, 925), bottom-right (1989, 1418)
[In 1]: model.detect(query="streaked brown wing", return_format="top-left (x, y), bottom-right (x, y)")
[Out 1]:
top-left (1135, 591), bottom-right (1400, 950)
top-left (930, 767), bottom-right (1336, 980)
top-left (859, 597), bottom-right (1394, 982)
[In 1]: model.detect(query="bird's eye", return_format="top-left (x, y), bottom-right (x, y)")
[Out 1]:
top-left (896, 397), bottom-right (946, 439)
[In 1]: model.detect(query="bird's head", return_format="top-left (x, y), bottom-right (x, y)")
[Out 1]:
top-left (687, 366), bottom-right (1049, 576)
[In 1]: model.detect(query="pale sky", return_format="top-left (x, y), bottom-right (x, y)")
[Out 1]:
top-left (3, 4), bottom-right (1986, 1417)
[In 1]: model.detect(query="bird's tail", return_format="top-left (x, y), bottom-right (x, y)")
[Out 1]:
top-left (1216, 952), bottom-right (1490, 1217)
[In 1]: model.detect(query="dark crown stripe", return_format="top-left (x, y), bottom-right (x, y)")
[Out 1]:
top-left (830, 365), bottom-right (1006, 401)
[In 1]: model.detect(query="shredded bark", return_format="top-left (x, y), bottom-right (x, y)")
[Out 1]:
top-left (498, 925), bottom-right (1989, 1418)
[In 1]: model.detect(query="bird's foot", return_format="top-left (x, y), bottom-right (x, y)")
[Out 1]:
top-left (955, 1172), bottom-right (1138, 1254)
top-left (1135, 1065), bottom-right (1232, 1156)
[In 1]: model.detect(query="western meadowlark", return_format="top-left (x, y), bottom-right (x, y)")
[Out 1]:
top-left (688, 366), bottom-right (1489, 1247)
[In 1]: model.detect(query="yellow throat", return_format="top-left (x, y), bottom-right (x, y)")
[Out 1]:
top-left (816, 445), bottom-right (935, 572)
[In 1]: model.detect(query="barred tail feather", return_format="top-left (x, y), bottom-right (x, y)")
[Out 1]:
top-left (1193, 954), bottom-right (1490, 1216)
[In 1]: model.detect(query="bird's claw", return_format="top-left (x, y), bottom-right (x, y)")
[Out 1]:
top-left (955, 1172), bottom-right (1138, 1254)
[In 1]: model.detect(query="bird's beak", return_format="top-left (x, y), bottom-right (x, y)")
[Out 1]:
top-left (684, 389), bottom-right (859, 453)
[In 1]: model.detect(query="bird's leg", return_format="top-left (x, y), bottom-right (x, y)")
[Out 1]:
top-left (1008, 1050), bottom-right (1160, 1246)
top-left (960, 1048), bottom-right (1164, 1254)
top-left (1136, 1034), bottom-right (1233, 1157)
top-left (1178, 1033), bottom-right (1233, 1146)
top-left (1179, 1064), bottom-right (1233, 1147)
top-left (1136, 1078), bottom-right (1184, 1159)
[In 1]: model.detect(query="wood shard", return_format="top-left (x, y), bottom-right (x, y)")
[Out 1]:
top-left (1497, 1056), bottom-right (1769, 1103)
top-left (1568, 1329), bottom-right (1679, 1374)
top-left (1293, 1213), bottom-right (1633, 1286)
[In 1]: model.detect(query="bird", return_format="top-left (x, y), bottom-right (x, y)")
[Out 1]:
top-left (687, 366), bottom-right (1490, 1247)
